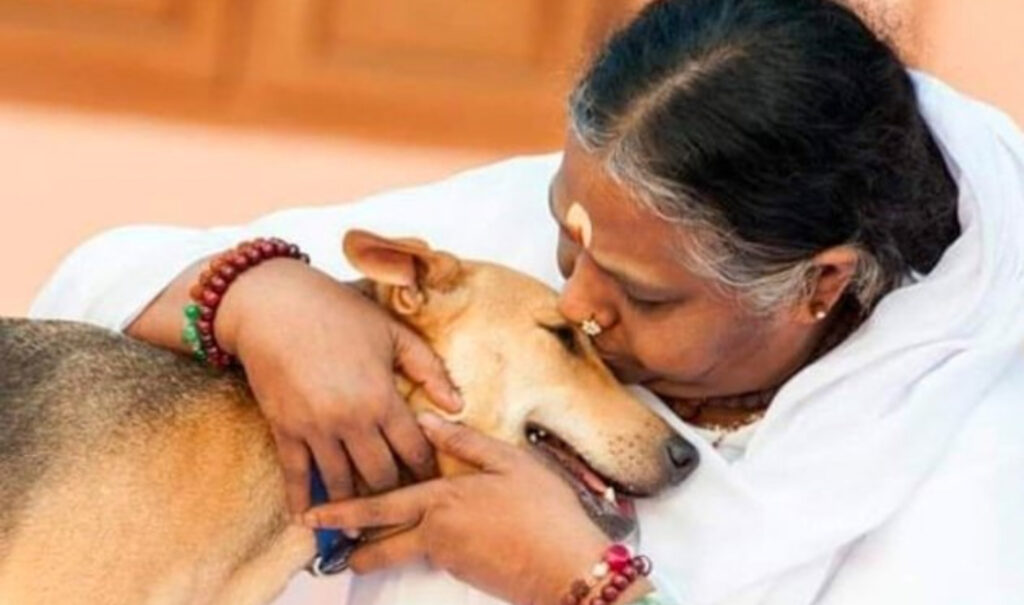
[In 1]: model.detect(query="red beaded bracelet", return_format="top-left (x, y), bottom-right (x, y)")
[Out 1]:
top-left (562, 544), bottom-right (653, 605)
top-left (181, 237), bottom-right (309, 369)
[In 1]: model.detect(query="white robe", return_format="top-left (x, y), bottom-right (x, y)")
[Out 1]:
top-left (29, 72), bottom-right (1024, 605)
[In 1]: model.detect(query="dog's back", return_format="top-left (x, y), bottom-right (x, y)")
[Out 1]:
top-left (0, 319), bottom-right (303, 604)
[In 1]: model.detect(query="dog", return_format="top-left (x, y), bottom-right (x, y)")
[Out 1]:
top-left (0, 230), bottom-right (698, 604)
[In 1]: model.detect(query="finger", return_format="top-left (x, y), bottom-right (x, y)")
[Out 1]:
top-left (349, 528), bottom-right (425, 575)
top-left (272, 430), bottom-right (312, 515)
top-left (381, 405), bottom-right (438, 481)
top-left (308, 435), bottom-right (355, 501)
top-left (417, 412), bottom-right (514, 472)
top-left (342, 426), bottom-right (401, 493)
top-left (392, 323), bottom-right (464, 413)
top-left (301, 481), bottom-right (440, 529)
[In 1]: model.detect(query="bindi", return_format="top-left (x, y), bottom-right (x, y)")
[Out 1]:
top-left (566, 202), bottom-right (594, 249)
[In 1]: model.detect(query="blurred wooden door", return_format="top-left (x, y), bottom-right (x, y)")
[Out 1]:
top-left (0, 0), bottom-right (238, 106)
top-left (244, 0), bottom-right (629, 147)
top-left (0, 0), bottom-right (632, 149)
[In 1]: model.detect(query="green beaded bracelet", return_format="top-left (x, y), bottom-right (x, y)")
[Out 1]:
top-left (181, 302), bottom-right (207, 363)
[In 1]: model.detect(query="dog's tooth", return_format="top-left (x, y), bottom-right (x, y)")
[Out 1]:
top-left (603, 486), bottom-right (616, 504)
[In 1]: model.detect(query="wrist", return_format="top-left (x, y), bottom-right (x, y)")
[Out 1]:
top-left (536, 533), bottom-right (610, 605)
top-left (180, 238), bottom-right (309, 366)
top-left (215, 256), bottom-right (310, 356)
top-left (547, 542), bottom-right (656, 605)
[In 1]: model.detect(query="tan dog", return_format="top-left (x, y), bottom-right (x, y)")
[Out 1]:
top-left (0, 231), bottom-right (697, 604)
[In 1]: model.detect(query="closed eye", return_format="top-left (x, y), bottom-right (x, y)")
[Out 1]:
top-left (540, 323), bottom-right (582, 356)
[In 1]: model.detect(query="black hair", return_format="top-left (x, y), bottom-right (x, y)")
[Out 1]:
top-left (570, 0), bottom-right (960, 310)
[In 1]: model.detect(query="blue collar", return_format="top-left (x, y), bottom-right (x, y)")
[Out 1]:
top-left (306, 463), bottom-right (360, 576)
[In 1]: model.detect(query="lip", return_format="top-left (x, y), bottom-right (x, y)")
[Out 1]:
top-left (524, 423), bottom-right (639, 541)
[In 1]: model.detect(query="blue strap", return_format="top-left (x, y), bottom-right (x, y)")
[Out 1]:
top-left (307, 462), bottom-right (359, 576)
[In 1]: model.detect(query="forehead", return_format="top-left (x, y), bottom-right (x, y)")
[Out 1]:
top-left (551, 139), bottom-right (689, 281)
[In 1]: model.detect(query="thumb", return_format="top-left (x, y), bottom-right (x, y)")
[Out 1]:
top-left (392, 323), bottom-right (464, 413)
top-left (417, 412), bottom-right (512, 472)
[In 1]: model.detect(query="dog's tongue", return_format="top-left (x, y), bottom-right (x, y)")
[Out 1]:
top-left (580, 465), bottom-right (609, 495)
top-left (580, 465), bottom-right (636, 520)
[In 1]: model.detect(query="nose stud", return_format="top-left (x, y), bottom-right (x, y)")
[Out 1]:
top-left (580, 315), bottom-right (604, 337)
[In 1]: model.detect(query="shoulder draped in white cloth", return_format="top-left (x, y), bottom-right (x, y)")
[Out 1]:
top-left (30, 72), bottom-right (1024, 605)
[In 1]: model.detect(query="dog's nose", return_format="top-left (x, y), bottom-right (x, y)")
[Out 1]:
top-left (664, 434), bottom-right (700, 484)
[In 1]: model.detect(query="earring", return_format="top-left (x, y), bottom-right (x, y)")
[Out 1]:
top-left (811, 303), bottom-right (829, 321)
top-left (580, 314), bottom-right (604, 337)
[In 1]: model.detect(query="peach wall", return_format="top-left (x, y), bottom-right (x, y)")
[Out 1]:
top-left (914, 0), bottom-right (1024, 126)
top-left (0, 105), bottom-right (498, 316)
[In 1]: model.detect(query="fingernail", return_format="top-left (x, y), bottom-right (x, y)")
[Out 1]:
top-left (417, 411), bottom-right (444, 429)
top-left (343, 527), bottom-right (362, 540)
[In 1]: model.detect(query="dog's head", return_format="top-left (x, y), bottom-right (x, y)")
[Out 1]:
top-left (343, 230), bottom-right (698, 538)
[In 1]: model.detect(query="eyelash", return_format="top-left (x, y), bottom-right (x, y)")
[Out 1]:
top-left (629, 296), bottom-right (664, 310)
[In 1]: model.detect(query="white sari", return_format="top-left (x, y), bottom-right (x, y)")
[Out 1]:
top-left (30, 72), bottom-right (1024, 605)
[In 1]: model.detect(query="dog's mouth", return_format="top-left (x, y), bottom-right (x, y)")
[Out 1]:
top-left (525, 423), bottom-right (638, 542)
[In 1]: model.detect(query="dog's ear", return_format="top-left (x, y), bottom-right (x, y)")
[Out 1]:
top-left (343, 230), bottom-right (462, 314)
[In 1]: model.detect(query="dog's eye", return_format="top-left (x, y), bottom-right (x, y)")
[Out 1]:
top-left (542, 324), bottom-right (582, 356)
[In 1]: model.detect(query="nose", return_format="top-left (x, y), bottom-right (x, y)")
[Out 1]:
top-left (664, 434), bottom-right (700, 484)
top-left (557, 253), bottom-right (617, 328)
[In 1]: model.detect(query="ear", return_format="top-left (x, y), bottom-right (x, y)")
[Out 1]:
top-left (798, 246), bottom-right (860, 323)
top-left (343, 230), bottom-right (462, 315)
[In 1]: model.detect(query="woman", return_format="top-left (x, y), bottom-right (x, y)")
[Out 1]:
top-left (30, 0), bottom-right (1024, 604)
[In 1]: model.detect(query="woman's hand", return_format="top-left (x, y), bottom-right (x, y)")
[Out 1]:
top-left (300, 413), bottom-right (618, 605)
top-left (215, 258), bottom-right (464, 514)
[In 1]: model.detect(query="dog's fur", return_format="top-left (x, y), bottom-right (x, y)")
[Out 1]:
top-left (0, 231), bottom-right (691, 604)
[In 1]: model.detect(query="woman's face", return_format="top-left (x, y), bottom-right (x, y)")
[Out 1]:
top-left (551, 138), bottom-right (826, 399)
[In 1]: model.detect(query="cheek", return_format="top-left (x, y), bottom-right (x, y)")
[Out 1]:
top-left (619, 305), bottom-right (747, 377)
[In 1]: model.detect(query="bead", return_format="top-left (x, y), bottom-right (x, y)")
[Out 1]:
top-left (570, 580), bottom-right (590, 599)
top-left (286, 244), bottom-right (299, 257)
top-left (199, 269), bottom-right (214, 286)
top-left (199, 304), bottom-right (215, 320)
top-left (630, 555), bottom-right (652, 576)
top-left (610, 574), bottom-right (630, 590)
top-left (193, 349), bottom-right (207, 362)
top-left (229, 253), bottom-right (250, 269)
top-left (217, 264), bottom-right (237, 281)
top-left (209, 275), bottom-right (228, 294)
top-left (201, 289), bottom-right (221, 308)
top-left (199, 333), bottom-right (214, 347)
top-left (591, 562), bottom-right (609, 578)
top-left (243, 247), bottom-right (262, 263)
top-left (257, 240), bottom-right (275, 256)
top-left (622, 565), bottom-right (638, 580)
top-left (189, 284), bottom-right (204, 302)
top-left (184, 303), bottom-right (202, 321)
top-left (586, 598), bottom-right (606, 605)
top-left (299, 252), bottom-right (311, 264)
top-left (561, 595), bottom-right (579, 605)
top-left (196, 319), bottom-right (212, 335)
top-left (601, 585), bottom-right (620, 601)
top-left (604, 544), bottom-right (632, 573)
top-left (181, 323), bottom-right (199, 344)
top-left (272, 240), bottom-right (289, 255)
